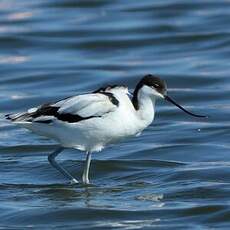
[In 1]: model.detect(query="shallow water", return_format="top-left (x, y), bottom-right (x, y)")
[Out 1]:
top-left (0, 0), bottom-right (230, 229)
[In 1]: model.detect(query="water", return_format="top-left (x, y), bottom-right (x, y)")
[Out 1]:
top-left (0, 0), bottom-right (230, 229)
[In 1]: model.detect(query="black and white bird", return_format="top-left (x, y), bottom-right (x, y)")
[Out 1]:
top-left (6, 74), bottom-right (206, 184)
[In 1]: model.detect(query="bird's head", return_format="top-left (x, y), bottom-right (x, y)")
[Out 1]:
top-left (134, 74), bottom-right (207, 118)
top-left (137, 74), bottom-right (167, 99)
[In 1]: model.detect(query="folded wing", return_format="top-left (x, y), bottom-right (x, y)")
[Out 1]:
top-left (6, 93), bottom-right (119, 124)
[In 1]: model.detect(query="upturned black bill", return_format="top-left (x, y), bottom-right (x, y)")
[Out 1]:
top-left (164, 95), bottom-right (207, 118)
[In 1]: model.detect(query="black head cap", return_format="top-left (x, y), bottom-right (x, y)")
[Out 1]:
top-left (139, 74), bottom-right (167, 95)
top-left (132, 74), bottom-right (167, 110)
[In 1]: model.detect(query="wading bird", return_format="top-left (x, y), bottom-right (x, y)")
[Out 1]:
top-left (6, 74), bottom-right (206, 184)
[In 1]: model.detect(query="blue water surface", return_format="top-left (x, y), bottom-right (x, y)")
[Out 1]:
top-left (0, 0), bottom-right (230, 229)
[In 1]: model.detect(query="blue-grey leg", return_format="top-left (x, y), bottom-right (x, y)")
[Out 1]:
top-left (48, 147), bottom-right (79, 184)
top-left (82, 152), bottom-right (92, 184)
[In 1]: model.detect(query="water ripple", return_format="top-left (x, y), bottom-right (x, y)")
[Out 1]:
top-left (0, 0), bottom-right (229, 229)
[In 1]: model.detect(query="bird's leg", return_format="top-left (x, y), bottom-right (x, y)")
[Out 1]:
top-left (48, 147), bottom-right (79, 184)
top-left (82, 152), bottom-right (92, 185)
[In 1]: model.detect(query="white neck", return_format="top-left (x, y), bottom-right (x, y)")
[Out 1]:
top-left (135, 86), bottom-right (156, 126)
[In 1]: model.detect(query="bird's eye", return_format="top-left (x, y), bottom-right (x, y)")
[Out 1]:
top-left (153, 84), bottom-right (159, 88)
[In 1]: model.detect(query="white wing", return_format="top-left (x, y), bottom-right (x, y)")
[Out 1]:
top-left (6, 90), bottom-right (120, 123)
top-left (53, 93), bottom-right (118, 118)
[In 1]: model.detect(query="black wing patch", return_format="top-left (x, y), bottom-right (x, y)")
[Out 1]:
top-left (93, 85), bottom-right (121, 93)
top-left (31, 104), bottom-right (100, 123)
top-left (99, 92), bottom-right (119, 106)
top-left (31, 104), bottom-right (58, 118)
top-left (93, 86), bottom-right (119, 107)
